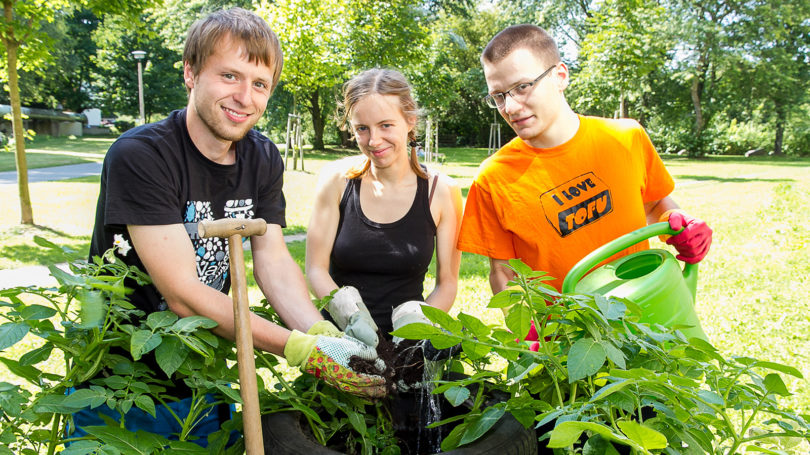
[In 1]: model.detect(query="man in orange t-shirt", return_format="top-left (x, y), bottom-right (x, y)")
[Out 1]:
top-left (458, 24), bottom-right (713, 294)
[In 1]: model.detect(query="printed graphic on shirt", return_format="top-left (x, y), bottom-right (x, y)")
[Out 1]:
top-left (539, 172), bottom-right (613, 237)
top-left (184, 199), bottom-right (255, 291)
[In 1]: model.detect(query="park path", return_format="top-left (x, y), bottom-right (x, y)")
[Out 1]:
top-left (0, 162), bottom-right (103, 185)
top-left (0, 162), bottom-right (307, 288)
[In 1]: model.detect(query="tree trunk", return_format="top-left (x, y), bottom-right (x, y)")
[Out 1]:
top-left (4, 1), bottom-right (34, 224)
top-left (619, 93), bottom-right (629, 119)
top-left (307, 90), bottom-right (325, 150)
top-left (773, 102), bottom-right (785, 156)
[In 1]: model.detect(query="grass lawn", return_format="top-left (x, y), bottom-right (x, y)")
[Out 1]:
top-left (1, 138), bottom-right (809, 448)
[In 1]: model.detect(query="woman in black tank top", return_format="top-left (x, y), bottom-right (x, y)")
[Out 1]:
top-left (306, 68), bottom-right (463, 341)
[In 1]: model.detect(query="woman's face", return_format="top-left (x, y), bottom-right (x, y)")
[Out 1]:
top-left (350, 93), bottom-right (415, 170)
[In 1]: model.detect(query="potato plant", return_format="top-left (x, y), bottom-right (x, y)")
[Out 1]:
top-left (393, 259), bottom-right (810, 454)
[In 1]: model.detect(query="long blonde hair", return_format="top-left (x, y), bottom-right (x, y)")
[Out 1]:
top-left (339, 68), bottom-right (427, 180)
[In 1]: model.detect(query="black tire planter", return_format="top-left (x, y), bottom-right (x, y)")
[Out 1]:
top-left (262, 387), bottom-right (537, 454)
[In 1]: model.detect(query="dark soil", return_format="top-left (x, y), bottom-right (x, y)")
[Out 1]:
top-left (348, 333), bottom-right (428, 393)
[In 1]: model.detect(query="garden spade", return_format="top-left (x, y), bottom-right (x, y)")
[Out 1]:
top-left (198, 217), bottom-right (267, 454)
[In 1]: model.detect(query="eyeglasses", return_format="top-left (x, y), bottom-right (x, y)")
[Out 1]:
top-left (482, 64), bottom-right (558, 109)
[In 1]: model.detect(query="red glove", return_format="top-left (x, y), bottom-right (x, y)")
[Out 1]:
top-left (517, 321), bottom-right (540, 351)
top-left (661, 210), bottom-right (712, 264)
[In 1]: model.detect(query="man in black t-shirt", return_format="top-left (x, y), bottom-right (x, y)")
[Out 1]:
top-left (76, 8), bottom-right (385, 447)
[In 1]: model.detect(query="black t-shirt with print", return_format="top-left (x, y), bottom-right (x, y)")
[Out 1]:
top-left (88, 110), bottom-right (285, 396)
top-left (90, 109), bottom-right (286, 315)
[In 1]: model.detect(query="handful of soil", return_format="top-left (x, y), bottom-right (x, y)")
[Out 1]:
top-left (348, 334), bottom-right (430, 394)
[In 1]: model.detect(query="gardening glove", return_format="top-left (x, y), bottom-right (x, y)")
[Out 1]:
top-left (391, 300), bottom-right (433, 345)
top-left (284, 328), bottom-right (386, 399)
top-left (659, 210), bottom-right (713, 264)
top-left (307, 320), bottom-right (342, 338)
top-left (515, 320), bottom-right (540, 352)
top-left (327, 286), bottom-right (379, 348)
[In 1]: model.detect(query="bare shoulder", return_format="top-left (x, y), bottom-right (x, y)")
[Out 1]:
top-left (426, 170), bottom-right (462, 209)
top-left (317, 156), bottom-right (363, 188)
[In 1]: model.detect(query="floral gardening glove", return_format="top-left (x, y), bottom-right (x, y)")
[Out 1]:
top-left (659, 210), bottom-right (713, 264)
top-left (307, 320), bottom-right (342, 338)
top-left (327, 286), bottom-right (379, 348)
top-left (284, 328), bottom-right (386, 399)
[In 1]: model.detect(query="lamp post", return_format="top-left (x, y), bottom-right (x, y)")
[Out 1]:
top-left (131, 50), bottom-right (147, 125)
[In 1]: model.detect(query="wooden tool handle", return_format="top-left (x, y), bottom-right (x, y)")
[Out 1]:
top-left (228, 234), bottom-right (264, 454)
top-left (198, 218), bottom-right (267, 239)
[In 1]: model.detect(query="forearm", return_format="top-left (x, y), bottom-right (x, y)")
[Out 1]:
top-left (424, 279), bottom-right (457, 313)
top-left (254, 253), bottom-right (323, 332)
top-left (306, 266), bottom-right (340, 300)
top-left (489, 259), bottom-right (514, 294)
top-left (645, 196), bottom-right (680, 225)
top-left (164, 282), bottom-right (291, 355)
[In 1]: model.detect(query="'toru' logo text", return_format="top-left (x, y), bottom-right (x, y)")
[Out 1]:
top-left (539, 172), bottom-right (612, 237)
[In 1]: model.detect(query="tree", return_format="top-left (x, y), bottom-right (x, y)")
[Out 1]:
top-left (0, 0), bottom-right (154, 225)
top-left (573, 0), bottom-right (670, 120)
top-left (744, 0), bottom-right (810, 155)
top-left (259, 0), bottom-right (428, 150)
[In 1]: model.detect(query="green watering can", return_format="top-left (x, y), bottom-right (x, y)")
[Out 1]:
top-left (561, 222), bottom-right (708, 341)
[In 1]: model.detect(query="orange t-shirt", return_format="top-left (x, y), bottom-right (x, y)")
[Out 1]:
top-left (457, 115), bottom-right (674, 291)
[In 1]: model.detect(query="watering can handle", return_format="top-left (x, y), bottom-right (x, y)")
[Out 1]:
top-left (561, 222), bottom-right (696, 293)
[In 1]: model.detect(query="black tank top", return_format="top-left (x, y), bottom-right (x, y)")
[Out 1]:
top-left (328, 174), bottom-right (437, 337)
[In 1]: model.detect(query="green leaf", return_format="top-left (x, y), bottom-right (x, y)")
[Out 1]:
top-left (505, 305), bottom-right (531, 340)
top-left (444, 386), bottom-right (470, 406)
top-left (567, 338), bottom-right (607, 382)
top-left (430, 333), bottom-right (463, 349)
top-left (0, 357), bottom-right (58, 384)
top-left (215, 383), bottom-right (243, 404)
top-left (77, 289), bottom-right (106, 328)
top-left (130, 330), bottom-right (161, 361)
top-left (19, 304), bottom-right (57, 321)
top-left (33, 236), bottom-right (59, 249)
top-left (590, 379), bottom-right (633, 402)
top-left (48, 264), bottom-right (85, 287)
top-left (583, 434), bottom-right (622, 455)
top-left (0, 323), bottom-right (29, 351)
top-left (134, 395), bottom-right (156, 418)
top-left (749, 360), bottom-right (804, 379)
top-left (697, 390), bottom-right (724, 406)
top-left (83, 426), bottom-right (164, 454)
top-left (19, 344), bottom-right (54, 366)
top-left (603, 342), bottom-right (626, 369)
top-left (347, 410), bottom-right (367, 435)
top-left (171, 316), bottom-right (218, 333)
top-left (155, 336), bottom-right (188, 378)
top-left (459, 406), bottom-right (504, 445)
top-left (390, 323), bottom-right (443, 340)
top-left (763, 373), bottom-right (790, 396)
top-left (508, 259), bottom-right (532, 276)
top-left (488, 289), bottom-right (517, 309)
top-left (146, 311), bottom-right (178, 330)
top-left (440, 422), bottom-right (467, 452)
top-left (548, 421), bottom-right (614, 448)
top-left (616, 421), bottom-right (667, 450)
top-left (59, 440), bottom-right (107, 455)
top-left (165, 439), bottom-right (209, 453)
top-left (460, 340), bottom-right (490, 360)
top-left (457, 312), bottom-right (490, 338)
top-left (421, 306), bottom-right (463, 334)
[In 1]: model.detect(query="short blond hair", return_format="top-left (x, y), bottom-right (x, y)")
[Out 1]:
top-left (183, 8), bottom-right (283, 94)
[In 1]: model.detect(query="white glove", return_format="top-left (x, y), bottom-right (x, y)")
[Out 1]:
top-left (327, 286), bottom-right (379, 348)
top-left (391, 300), bottom-right (432, 344)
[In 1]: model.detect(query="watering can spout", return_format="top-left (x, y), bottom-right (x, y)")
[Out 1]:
top-left (682, 262), bottom-right (699, 302)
